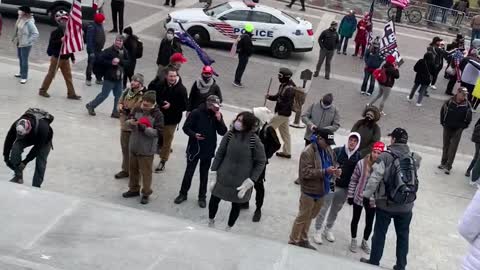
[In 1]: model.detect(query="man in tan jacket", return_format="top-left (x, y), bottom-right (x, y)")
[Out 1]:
top-left (115, 73), bottom-right (145, 179)
top-left (288, 128), bottom-right (341, 250)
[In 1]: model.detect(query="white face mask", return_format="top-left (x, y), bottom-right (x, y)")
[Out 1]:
top-left (18, 10), bottom-right (25, 16)
top-left (166, 33), bottom-right (174, 40)
top-left (233, 120), bottom-right (243, 131)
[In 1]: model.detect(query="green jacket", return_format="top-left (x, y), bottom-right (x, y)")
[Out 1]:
top-left (338, 14), bottom-right (357, 38)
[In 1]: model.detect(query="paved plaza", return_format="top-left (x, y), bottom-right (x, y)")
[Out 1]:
top-left (0, 0), bottom-right (478, 269)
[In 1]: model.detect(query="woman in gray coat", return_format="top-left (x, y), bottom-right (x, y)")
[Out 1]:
top-left (12, 6), bottom-right (39, 84)
top-left (208, 111), bottom-right (266, 229)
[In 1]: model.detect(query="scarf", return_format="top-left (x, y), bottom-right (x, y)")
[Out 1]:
top-left (196, 77), bottom-right (214, 94)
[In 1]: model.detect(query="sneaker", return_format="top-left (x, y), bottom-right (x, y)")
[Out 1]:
top-left (67, 94), bottom-right (82, 100)
top-left (20, 79), bottom-right (27, 84)
top-left (365, 92), bottom-right (372, 96)
top-left (424, 92), bottom-right (430, 97)
top-left (140, 196), bottom-right (149, 205)
top-left (313, 71), bottom-right (319, 77)
top-left (109, 29), bottom-right (118, 33)
top-left (298, 240), bottom-right (317, 250)
top-left (198, 199), bottom-right (207, 208)
top-left (313, 230), bottom-right (323, 244)
top-left (416, 103), bottom-right (422, 107)
top-left (323, 229), bottom-right (335, 242)
top-left (208, 218), bottom-right (215, 227)
top-left (122, 190), bottom-right (140, 198)
top-left (85, 80), bottom-right (92, 86)
top-left (430, 85), bottom-right (437, 90)
top-left (164, 2), bottom-right (170, 5)
top-left (86, 104), bottom-right (96, 116)
top-left (155, 160), bottom-right (166, 173)
top-left (174, 194), bottom-right (187, 204)
top-left (300, 7), bottom-right (306, 11)
top-left (232, 82), bottom-right (244, 88)
top-left (285, 4), bottom-right (292, 8)
top-left (14, 74), bottom-right (21, 78)
top-left (252, 209), bottom-right (262, 222)
top-left (360, 258), bottom-right (374, 265)
top-left (95, 79), bottom-right (103, 85)
top-left (407, 95), bottom-right (412, 101)
top-left (337, 51), bottom-right (341, 54)
top-left (39, 91), bottom-right (51, 98)
top-left (438, 164), bottom-right (446, 170)
top-left (343, 52), bottom-right (347, 55)
top-left (466, 171), bottom-right (471, 177)
top-left (276, 152), bottom-right (292, 159)
top-left (360, 91), bottom-right (366, 95)
top-left (325, 76), bottom-right (330, 80)
top-left (349, 238), bottom-right (358, 253)
top-left (114, 171), bottom-right (129, 179)
top-left (111, 112), bottom-right (120, 118)
top-left (445, 169), bottom-right (451, 175)
top-left (361, 239), bottom-right (371, 254)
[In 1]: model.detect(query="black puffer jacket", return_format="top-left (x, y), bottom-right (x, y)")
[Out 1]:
top-left (440, 98), bottom-right (472, 129)
top-left (267, 80), bottom-right (296, 117)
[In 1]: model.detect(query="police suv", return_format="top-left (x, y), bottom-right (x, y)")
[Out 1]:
top-left (0, 0), bottom-right (97, 24)
top-left (165, 0), bottom-right (314, 59)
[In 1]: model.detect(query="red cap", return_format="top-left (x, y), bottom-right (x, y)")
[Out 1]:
top-left (94, 13), bottom-right (105, 24)
top-left (386, 55), bottom-right (396, 64)
top-left (138, 117), bottom-right (152, 128)
top-left (170, 53), bottom-right (187, 64)
top-left (372, 141), bottom-right (385, 152)
top-left (202, 65), bottom-right (213, 75)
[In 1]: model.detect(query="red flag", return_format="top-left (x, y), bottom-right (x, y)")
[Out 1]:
top-left (61, 0), bottom-right (84, 55)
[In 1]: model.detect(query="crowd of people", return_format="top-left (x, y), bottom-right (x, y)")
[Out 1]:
top-left (2, 4), bottom-right (480, 270)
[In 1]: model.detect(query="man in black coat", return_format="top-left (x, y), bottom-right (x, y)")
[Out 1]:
top-left (86, 35), bottom-right (130, 118)
top-left (156, 28), bottom-right (182, 68)
top-left (3, 109), bottom-right (54, 188)
top-left (233, 25), bottom-right (254, 88)
top-left (187, 66), bottom-right (222, 113)
top-left (38, 15), bottom-right (81, 100)
top-left (174, 95), bottom-right (227, 207)
top-left (314, 21), bottom-right (339, 80)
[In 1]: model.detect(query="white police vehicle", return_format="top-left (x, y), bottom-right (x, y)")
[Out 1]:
top-left (0, 0), bottom-right (97, 24)
top-left (165, 0), bottom-right (314, 59)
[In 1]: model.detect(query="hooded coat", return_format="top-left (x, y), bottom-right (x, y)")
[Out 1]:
top-left (13, 16), bottom-right (39, 48)
top-left (351, 106), bottom-right (381, 158)
top-left (458, 189), bottom-right (480, 270)
top-left (333, 132), bottom-right (361, 188)
top-left (301, 101), bottom-right (341, 140)
top-left (156, 35), bottom-right (182, 66)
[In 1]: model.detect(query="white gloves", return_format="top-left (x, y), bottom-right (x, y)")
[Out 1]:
top-left (208, 171), bottom-right (217, 193)
top-left (236, 178), bottom-right (254, 199)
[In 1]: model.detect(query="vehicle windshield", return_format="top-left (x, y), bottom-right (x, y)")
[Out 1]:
top-left (281, 11), bottom-right (300, 23)
top-left (204, 3), bottom-right (232, 16)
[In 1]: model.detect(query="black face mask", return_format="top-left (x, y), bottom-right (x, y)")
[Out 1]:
top-left (279, 76), bottom-right (290, 83)
top-left (202, 75), bottom-right (211, 83)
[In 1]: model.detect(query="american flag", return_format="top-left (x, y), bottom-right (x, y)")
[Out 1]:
top-left (61, 0), bottom-right (84, 55)
top-left (208, 22), bottom-right (237, 39)
top-left (452, 49), bottom-right (464, 81)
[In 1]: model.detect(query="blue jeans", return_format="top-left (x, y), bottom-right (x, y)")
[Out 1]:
top-left (472, 29), bottom-right (480, 46)
top-left (361, 70), bottom-right (375, 94)
top-left (369, 208), bottom-right (413, 270)
top-left (409, 83), bottom-right (428, 104)
top-left (17, 46), bottom-right (32, 79)
top-left (88, 79), bottom-right (123, 114)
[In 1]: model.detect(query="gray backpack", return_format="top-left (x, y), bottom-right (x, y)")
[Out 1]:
top-left (23, 108), bottom-right (54, 134)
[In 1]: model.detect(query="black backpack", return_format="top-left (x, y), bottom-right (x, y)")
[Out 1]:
top-left (384, 151), bottom-right (419, 205)
top-left (23, 108), bottom-right (54, 133)
top-left (258, 123), bottom-right (280, 159)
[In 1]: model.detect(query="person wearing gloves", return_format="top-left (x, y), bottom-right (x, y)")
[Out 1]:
top-left (243, 107), bottom-right (281, 222)
top-left (122, 91), bottom-right (164, 205)
top-left (368, 54), bottom-right (399, 116)
top-left (85, 13), bottom-right (106, 86)
top-left (208, 111), bottom-right (266, 230)
top-left (314, 21), bottom-right (339, 79)
top-left (458, 189), bottom-right (480, 270)
top-left (360, 128), bottom-right (421, 270)
top-left (12, 6), bottom-right (39, 84)
top-left (174, 95), bottom-right (227, 208)
top-left (314, 132), bottom-right (361, 245)
top-left (301, 93), bottom-right (341, 146)
top-left (337, 10), bottom-right (357, 55)
top-left (267, 67), bottom-right (296, 159)
top-left (115, 73), bottom-right (146, 179)
top-left (3, 109), bottom-right (54, 188)
top-left (288, 128), bottom-right (340, 250)
top-left (351, 105), bottom-right (381, 158)
top-left (156, 28), bottom-right (182, 68)
top-left (347, 141), bottom-right (385, 254)
top-left (187, 66), bottom-right (223, 113)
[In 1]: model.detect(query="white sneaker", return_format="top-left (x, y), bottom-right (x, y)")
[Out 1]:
top-left (430, 85), bottom-right (437, 90)
top-left (323, 229), bottom-right (335, 242)
top-left (20, 79), bottom-right (27, 84)
top-left (14, 74), bottom-right (21, 78)
top-left (349, 238), bottom-right (358, 253)
top-left (416, 103), bottom-right (422, 107)
top-left (407, 95), bottom-right (412, 102)
top-left (313, 230), bottom-right (323, 244)
top-left (365, 92), bottom-right (372, 96)
top-left (361, 239), bottom-right (371, 254)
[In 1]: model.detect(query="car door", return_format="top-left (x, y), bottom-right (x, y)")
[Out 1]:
top-left (2, 0), bottom-right (32, 6)
top-left (216, 9), bottom-right (250, 43)
top-left (249, 11), bottom-right (283, 47)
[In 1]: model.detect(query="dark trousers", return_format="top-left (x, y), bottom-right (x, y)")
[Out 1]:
top-left (240, 168), bottom-right (266, 209)
top-left (179, 156), bottom-right (212, 200)
top-left (86, 53), bottom-right (102, 81)
top-left (316, 49), bottom-right (334, 78)
top-left (288, 0), bottom-right (305, 9)
top-left (351, 204), bottom-right (375, 240)
top-left (209, 194), bottom-right (242, 227)
top-left (369, 208), bottom-right (412, 270)
top-left (441, 127), bottom-right (464, 170)
top-left (111, 1), bottom-right (124, 33)
top-left (467, 143), bottom-right (480, 173)
top-left (337, 36), bottom-right (349, 53)
top-left (361, 70), bottom-right (376, 94)
top-left (164, 0), bottom-right (176, 6)
top-left (408, 83), bottom-right (428, 104)
top-left (234, 54), bottom-right (249, 84)
top-left (9, 140), bottom-right (51, 188)
top-left (431, 68), bottom-right (441, 86)
top-left (445, 76), bottom-right (456, 95)
top-left (354, 42), bottom-right (366, 57)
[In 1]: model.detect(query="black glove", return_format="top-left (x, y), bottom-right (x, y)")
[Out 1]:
top-left (347, 197), bottom-right (354, 206)
top-left (363, 197), bottom-right (371, 208)
top-left (138, 124), bottom-right (146, 132)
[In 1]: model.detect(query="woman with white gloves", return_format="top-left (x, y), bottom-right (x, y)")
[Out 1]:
top-left (208, 111), bottom-right (266, 230)
top-left (459, 189), bottom-right (480, 270)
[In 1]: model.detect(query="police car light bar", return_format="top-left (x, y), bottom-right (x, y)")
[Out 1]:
top-left (243, 0), bottom-right (256, 8)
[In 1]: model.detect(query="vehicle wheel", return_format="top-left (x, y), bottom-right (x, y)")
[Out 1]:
top-left (50, 5), bottom-right (70, 25)
top-left (407, 9), bottom-right (423, 24)
top-left (271, 38), bottom-right (293, 59)
top-left (387, 7), bottom-right (397, 20)
top-left (187, 27), bottom-right (210, 46)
